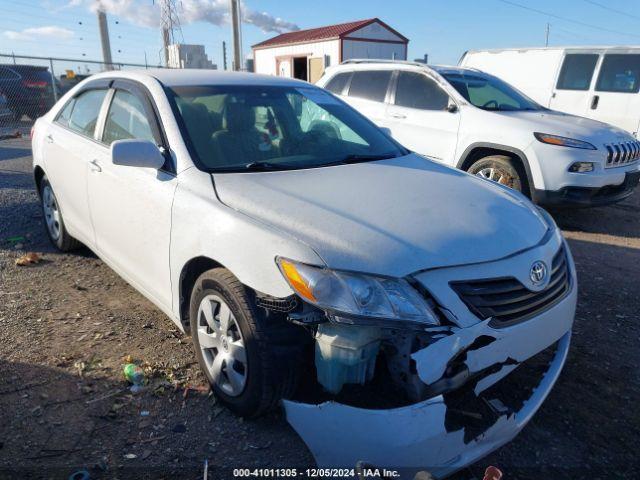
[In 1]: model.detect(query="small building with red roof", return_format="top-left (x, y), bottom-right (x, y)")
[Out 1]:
top-left (252, 18), bottom-right (408, 82)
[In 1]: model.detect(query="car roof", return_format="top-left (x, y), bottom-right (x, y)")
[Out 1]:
top-left (89, 68), bottom-right (310, 88)
top-left (326, 61), bottom-right (479, 76)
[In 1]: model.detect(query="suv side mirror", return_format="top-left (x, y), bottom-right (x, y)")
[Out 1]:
top-left (111, 139), bottom-right (165, 169)
top-left (446, 103), bottom-right (458, 113)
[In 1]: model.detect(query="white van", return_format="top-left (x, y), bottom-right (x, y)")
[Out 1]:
top-left (460, 47), bottom-right (640, 137)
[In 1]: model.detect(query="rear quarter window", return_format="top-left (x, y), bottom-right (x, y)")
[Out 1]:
top-left (324, 72), bottom-right (351, 95)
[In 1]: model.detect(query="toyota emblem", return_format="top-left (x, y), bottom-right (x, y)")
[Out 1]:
top-left (530, 261), bottom-right (547, 285)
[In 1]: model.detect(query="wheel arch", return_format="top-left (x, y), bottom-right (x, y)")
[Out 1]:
top-left (178, 256), bottom-right (225, 335)
top-left (456, 142), bottom-right (535, 199)
top-left (33, 165), bottom-right (45, 196)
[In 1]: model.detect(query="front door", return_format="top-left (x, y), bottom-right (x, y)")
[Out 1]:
top-left (385, 70), bottom-right (460, 164)
top-left (549, 53), bottom-right (600, 116)
top-left (87, 84), bottom-right (176, 310)
top-left (585, 53), bottom-right (640, 136)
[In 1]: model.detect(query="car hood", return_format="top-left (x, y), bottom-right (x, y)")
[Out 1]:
top-left (496, 109), bottom-right (633, 147)
top-left (213, 154), bottom-right (549, 277)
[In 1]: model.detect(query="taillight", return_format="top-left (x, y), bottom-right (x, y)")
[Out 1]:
top-left (23, 80), bottom-right (47, 88)
top-left (30, 125), bottom-right (35, 139)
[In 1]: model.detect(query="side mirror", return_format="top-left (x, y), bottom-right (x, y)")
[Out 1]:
top-left (446, 103), bottom-right (458, 114)
top-left (111, 139), bottom-right (165, 170)
top-left (379, 127), bottom-right (393, 137)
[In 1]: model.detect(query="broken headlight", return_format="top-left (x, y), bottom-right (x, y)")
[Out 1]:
top-left (277, 258), bottom-right (439, 326)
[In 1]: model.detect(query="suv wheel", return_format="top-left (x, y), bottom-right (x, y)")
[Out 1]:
top-left (39, 175), bottom-right (82, 251)
top-left (190, 268), bottom-right (302, 417)
top-left (468, 155), bottom-right (523, 192)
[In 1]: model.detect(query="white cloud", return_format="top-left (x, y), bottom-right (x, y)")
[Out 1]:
top-left (71, 0), bottom-right (299, 33)
top-left (4, 26), bottom-right (75, 41)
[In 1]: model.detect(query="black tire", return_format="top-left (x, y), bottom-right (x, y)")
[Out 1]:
top-left (190, 268), bottom-right (303, 417)
top-left (39, 175), bottom-right (82, 251)
top-left (467, 154), bottom-right (523, 193)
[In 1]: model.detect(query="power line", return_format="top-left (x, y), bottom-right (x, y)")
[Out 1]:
top-left (583, 0), bottom-right (640, 22)
top-left (497, 0), bottom-right (640, 39)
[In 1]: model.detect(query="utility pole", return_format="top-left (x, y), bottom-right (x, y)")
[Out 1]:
top-left (97, 7), bottom-right (113, 70)
top-left (222, 41), bottom-right (228, 70)
top-left (160, 0), bottom-right (183, 67)
top-left (229, 0), bottom-right (242, 71)
top-left (545, 22), bottom-right (550, 47)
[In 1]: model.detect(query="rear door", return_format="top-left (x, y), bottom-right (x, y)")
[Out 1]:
top-left (549, 53), bottom-right (599, 116)
top-left (43, 87), bottom-right (109, 245)
top-left (88, 81), bottom-right (176, 310)
top-left (341, 70), bottom-right (392, 125)
top-left (586, 53), bottom-right (640, 136)
top-left (385, 70), bottom-right (460, 163)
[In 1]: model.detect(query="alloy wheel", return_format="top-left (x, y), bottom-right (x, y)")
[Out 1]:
top-left (196, 294), bottom-right (248, 397)
top-left (42, 185), bottom-right (61, 241)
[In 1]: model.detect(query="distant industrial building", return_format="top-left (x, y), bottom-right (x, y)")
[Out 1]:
top-left (252, 18), bottom-right (408, 83)
top-left (167, 44), bottom-right (216, 69)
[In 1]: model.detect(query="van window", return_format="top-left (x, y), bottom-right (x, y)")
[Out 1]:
top-left (67, 89), bottom-right (107, 137)
top-left (595, 54), bottom-right (640, 93)
top-left (556, 54), bottom-right (599, 91)
top-left (102, 90), bottom-right (156, 145)
top-left (348, 71), bottom-right (392, 102)
top-left (324, 73), bottom-right (351, 95)
top-left (394, 71), bottom-right (449, 110)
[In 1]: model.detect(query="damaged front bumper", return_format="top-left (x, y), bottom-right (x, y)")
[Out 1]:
top-left (284, 235), bottom-right (576, 478)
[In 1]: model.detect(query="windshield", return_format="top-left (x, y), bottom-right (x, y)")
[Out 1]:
top-left (166, 85), bottom-right (406, 172)
top-left (441, 71), bottom-right (542, 111)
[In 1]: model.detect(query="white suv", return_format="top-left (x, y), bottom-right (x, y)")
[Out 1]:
top-left (317, 60), bottom-right (640, 206)
top-left (33, 69), bottom-right (575, 476)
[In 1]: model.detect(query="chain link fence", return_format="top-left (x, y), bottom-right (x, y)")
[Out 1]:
top-left (0, 53), bottom-right (165, 136)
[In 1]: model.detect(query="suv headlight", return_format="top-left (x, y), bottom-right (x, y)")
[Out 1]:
top-left (534, 132), bottom-right (596, 150)
top-left (277, 258), bottom-right (439, 326)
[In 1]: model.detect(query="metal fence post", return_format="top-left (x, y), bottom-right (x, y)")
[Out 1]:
top-left (49, 58), bottom-right (58, 103)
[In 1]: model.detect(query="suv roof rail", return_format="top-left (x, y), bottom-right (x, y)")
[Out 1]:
top-left (340, 58), bottom-right (429, 68)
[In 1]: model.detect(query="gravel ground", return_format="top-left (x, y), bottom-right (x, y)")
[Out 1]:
top-left (1, 133), bottom-right (639, 480)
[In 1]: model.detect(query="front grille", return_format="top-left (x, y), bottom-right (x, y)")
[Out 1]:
top-left (605, 140), bottom-right (640, 168)
top-left (451, 245), bottom-right (570, 327)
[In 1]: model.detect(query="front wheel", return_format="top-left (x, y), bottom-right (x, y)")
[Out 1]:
top-left (467, 155), bottom-right (523, 193)
top-left (190, 268), bottom-right (302, 417)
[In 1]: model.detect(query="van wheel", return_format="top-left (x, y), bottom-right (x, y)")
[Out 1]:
top-left (468, 155), bottom-right (522, 192)
top-left (39, 175), bottom-right (82, 251)
top-left (190, 268), bottom-right (302, 417)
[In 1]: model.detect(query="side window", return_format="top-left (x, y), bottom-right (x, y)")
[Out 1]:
top-left (394, 71), bottom-right (449, 110)
top-left (595, 54), bottom-right (640, 93)
top-left (556, 54), bottom-right (599, 91)
top-left (0, 67), bottom-right (19, 80)
top-left (324, 72), bottom-right (351, 95)
top-left (348, 70), bottom-right (392, 102)
top-left (67, 89), bottom-right (107, 137)
top-left (102, 90), bottom-right (156, 145)
top-left (55, 98), bottom-right (76, 128)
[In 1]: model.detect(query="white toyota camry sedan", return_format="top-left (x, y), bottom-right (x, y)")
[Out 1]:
top-left (31, 69), bottom-right (576, 477)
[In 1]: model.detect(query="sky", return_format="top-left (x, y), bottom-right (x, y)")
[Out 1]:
top-left (2, 0), bottom-right (640, 71)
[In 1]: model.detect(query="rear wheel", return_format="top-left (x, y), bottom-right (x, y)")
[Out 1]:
top-left (39, 176), bottom-right (82, 251)
top-left (468, 155), bottom-right (523, 192)
top-left (190, 268), bottom-right (303, 417)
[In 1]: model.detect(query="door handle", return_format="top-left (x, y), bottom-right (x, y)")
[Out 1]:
top-left (591, 95), bottom-right (599, 110)
top-left (89, 159), bottom-right (102, 172)
top-left (45, 134), bottom-right (53, 143)
top-left (390, 112), bottom-right (407, 119)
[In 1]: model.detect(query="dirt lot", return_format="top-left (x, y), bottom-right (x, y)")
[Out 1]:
top-left (1, 132), bottom-right (639, 479)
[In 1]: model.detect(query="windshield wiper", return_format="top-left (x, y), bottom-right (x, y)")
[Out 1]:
top-left (338, 153), bottom-right (399, 164)
top-left (244, 161), bottom-right (297, 171)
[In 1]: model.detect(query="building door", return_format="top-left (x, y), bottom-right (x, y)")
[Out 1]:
top-left (293, 56), bottom-right (308, 81)
top-left (309, 57), bottom-right (324, 84)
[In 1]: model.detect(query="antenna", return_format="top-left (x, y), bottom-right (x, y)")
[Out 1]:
top-left (159, 0), bottom-right (183, 67)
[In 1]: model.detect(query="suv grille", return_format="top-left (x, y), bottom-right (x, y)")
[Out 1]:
top-left (605, 141), bottom-right (640, 168)
top-left (451, 246), bottom-right (570, 327)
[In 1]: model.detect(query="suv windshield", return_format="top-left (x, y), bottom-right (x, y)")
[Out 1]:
top-left (166, 85), bottom-right (406, 172)
top-left (441, 71), bottom-right (541, 112)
